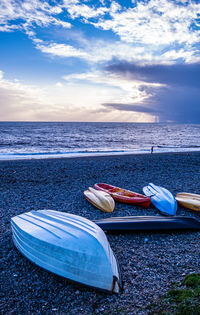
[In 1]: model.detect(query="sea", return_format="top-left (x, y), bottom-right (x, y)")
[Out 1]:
top-left (0, 122), bottom-right (200, 160)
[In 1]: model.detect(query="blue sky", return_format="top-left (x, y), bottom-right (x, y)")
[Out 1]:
top-left (0, 0), bottom-right (200, 122)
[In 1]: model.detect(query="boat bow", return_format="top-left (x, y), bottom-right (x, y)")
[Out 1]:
top-left (11, 209), bottom-right (121, 293)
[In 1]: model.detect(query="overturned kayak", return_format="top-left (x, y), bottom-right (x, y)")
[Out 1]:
top-left (94, 183), bottom-right (151, 208)
top-left (84, 187), bottom-right (115, 213)
top-left (176, 192), bottom-right (200, 212)
top-left (143, 183), bottom-right (177, 216)
top-left (11, 210), bottom-right (121, 293)
top-left (94, 216), bottom-right (200, 232)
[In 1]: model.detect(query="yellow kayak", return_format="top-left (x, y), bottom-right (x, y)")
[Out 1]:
top-left (175, 192), bottom-right (200, 211)
top-left (84, 187), bottom-right (115, 213)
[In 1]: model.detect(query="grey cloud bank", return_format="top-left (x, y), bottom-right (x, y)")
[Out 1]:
top-left (102, 103), bottom-right (158, 114)
top-left (104, 61), bottom-right (200, 123)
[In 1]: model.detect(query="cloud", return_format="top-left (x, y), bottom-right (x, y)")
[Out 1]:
top-left (34, 39), bottom-right (148, 63)
top-left (105, 62), bottom-right (200, 88)
top-left (36, 38), bottom-right (196, 65)
top-left (62, 70), bottom-right (149, 105)
top-left (62, 1), bottom-right (109, 19)
top-left (105, 61), bottom-right (200, 122)
top-left (102, 103), bottom-right (158, 114)
top-left (1, 0), bottom-right (200, 123)
top-left (91, 0), bottom-right (200, 46)
top-left (0, 0), bottom-right (71, 33)
top-left (55, 82), bottom-right (63, 87)
top-left (145, 84), bottom-right (200, 123)
top-left (0, 68), bottom-right (155, 122)
top-left (0, 71), bottom-right (51, 120)
top-left (161, 48), bottom-right (200, 64)
top-left (36, 42), bottom-right (89, 58)
top-left (0, 70), bottom-right (3, 80)
top-left (63, 0), bottom-right (200, 63)
top-left (1, 0), bottom-right (200, 65)
top-left (0, 70), bottom-right (78, 121)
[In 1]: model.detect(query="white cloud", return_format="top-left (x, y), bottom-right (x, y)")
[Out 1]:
top-left (0, 75), bottom-right (48, 120)
top-left (110, 2), bottom-right (121, 13)
top-left (34, 36), bottom-right (200, 65)
top-left (0, 70), bottom-right (4, 80)
top-left (61, 0), bottom-right (200, 63)
top-left (1, 0), bottom-right (200, 65)
top-left (36, 42), bottom-right (89, 58)
top-left (0, 69), bottom-right (156, 122)
top-left (62, 1), bottom-right (109, 19)
top-left (33, 0), bottom-right (200, 64)
top-left (161, 48), bottom-right (200, 64)
top-left (35, 38), bottom-right (147, 62)
top-left (55, 82), bottom-right (63, 87)
top-left (62, 70), bottom-right (163, 108)
top-left (0, 0), bottom-right (71, 33)
top-left (90, 0), bottom-right (200, 46)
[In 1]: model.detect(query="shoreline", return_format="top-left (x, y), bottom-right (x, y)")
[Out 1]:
top-left (0, 147), bottom-right (200, 161)
top-left (1, 151), bottom-right (200, 314)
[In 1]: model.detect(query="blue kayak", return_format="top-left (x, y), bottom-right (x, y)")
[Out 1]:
top-left (143, 183), bottom-right (177, 216)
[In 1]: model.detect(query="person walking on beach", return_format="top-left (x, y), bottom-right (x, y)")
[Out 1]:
top-left (151, 146), bottom-right (154, 154)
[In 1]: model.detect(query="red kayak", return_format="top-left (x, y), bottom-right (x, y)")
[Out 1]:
top-left (94, 183), bottom-right (151, 208)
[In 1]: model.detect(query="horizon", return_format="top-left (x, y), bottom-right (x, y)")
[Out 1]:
top-left (1, 121), bottom-right (200, 125)
top-left (0, 0), bottom-right (200, 123)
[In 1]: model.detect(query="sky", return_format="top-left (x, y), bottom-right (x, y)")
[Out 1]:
top-left (0, 0), bottom-right (200, 123)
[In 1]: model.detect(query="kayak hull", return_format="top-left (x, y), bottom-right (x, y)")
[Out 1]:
top-left (94, 183), bottom-right (151, 208)
top-left (143, 183), bottom-right (177, 216)
top-left (94, 216), bottom-right (200, 232)
top-left (176, 192), bottom-right (200, 211)
top-left (11, 210), bottom-right (121, 293)
top-left (84, 187), bottom-right (115, 213)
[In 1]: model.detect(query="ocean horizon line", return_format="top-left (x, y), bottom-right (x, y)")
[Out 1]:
top-left (1, 121), bottom-right (200, 125)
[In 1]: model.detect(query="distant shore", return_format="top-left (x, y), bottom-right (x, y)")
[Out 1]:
top-left (1, 152), bottom-right (200, 314)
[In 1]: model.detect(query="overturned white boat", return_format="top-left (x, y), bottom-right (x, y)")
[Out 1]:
top-left (11, 210), bottom-right (121, 293)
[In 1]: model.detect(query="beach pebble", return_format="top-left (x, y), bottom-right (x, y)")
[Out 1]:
top-left (1, 152), bottom-right (200, 315)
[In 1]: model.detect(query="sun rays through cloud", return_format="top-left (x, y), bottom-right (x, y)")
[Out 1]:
top-left (0, 0), bottom-right (200, 122)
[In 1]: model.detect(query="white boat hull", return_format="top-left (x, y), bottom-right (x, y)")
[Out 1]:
top-left (11, 210), bottom-right (121, 293)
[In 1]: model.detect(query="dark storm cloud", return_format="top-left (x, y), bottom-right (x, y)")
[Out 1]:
top-left (102, 103), bottom-right (159, 114)
top-left (146, 84), bottom-right (200, 123)
top-left (105, 62), bottom-right (200, 87)
top-left (104, 61), bottom-right (200, 123)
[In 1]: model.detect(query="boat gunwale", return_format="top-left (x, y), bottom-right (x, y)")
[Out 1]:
top-left (94, 183), bottom-right (151, 206)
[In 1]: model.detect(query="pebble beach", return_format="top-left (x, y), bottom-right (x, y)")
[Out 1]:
top-left (1, 152), bottom-right (200, 314)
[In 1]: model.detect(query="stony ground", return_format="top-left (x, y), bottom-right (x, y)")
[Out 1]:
top-left (1, 152), bottom-right (200, 314)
